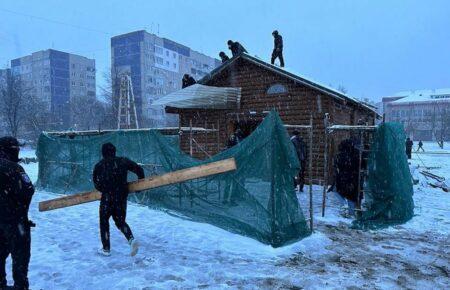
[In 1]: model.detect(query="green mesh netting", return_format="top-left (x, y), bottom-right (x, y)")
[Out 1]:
top-left (352, 122), bottom-right (414, 230)
top-left (36, 111), bottom-right (310, 247)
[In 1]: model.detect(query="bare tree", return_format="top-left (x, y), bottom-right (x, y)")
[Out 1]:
top-left (337, 85), bottom-right (348, 94)
top-left (70, 95), bottom-right (107, 131)
top-left (0, 73), bottom-right (30, 137)
top-left (98, 67), bottom-right (121, 129)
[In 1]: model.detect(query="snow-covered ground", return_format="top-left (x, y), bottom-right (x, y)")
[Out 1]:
top-left (5, 143), bottom-right (450, 289)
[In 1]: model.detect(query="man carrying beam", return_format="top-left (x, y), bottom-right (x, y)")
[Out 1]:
top-left (93, 143), bottom-right (145, 257)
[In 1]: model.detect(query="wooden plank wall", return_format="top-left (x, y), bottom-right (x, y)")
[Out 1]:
top-left (178, 59), bottom-right (375, 184)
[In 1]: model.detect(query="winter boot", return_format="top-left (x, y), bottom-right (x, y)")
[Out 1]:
top-left (97, 248), bottom-right (111, 257)
top-left (129, 238), bottom-right (139, 257)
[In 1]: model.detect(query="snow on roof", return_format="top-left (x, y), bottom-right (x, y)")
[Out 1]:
top-left (391, 88), bottom-right (450, 104)
top-left (199, 53), bottom-right (378, 115)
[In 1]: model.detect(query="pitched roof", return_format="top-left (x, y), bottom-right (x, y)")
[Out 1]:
top-left (390, 88), bottom-right (450, 104)
top-left (198, 53), bottom-right (378, 115)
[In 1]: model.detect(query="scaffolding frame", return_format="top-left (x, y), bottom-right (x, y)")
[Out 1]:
top-left (321, 114), bottom-right (377, 217)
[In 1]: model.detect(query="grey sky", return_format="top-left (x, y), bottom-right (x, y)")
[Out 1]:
top-left (1, 0), bottom-right (449, 102)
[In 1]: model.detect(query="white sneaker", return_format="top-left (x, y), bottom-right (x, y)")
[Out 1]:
top-left (129, 239), bottom-right (139, 257)
top-left (97, 248), bottom-right (111, 257)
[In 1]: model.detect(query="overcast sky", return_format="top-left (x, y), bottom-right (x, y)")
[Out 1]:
top-left (1, 0), bottom-right (449, 102)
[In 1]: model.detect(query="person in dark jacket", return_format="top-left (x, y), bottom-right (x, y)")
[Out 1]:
top-left (405, 137), bottom-right (413, 159)
top-left (271, 30), bottom-right (284, 67)
top-left (417, 140), bottom-right (425, 152)
top-left (219, 51), bottom-right (230, 63)
top-left (181, 74), bottom-right (196, 89)
top-left (227, 40), bottom-right (248, 57)
top-left (0, 137), bottom-right (35, 290)
top-left (333, 139), bottom-right (360, 216)
top-left (226, 128), bottom-right (243, 149)
top-left (291, 130), bottom-right (307, 192)
top-left (93, 143), bottom-right (145, 257)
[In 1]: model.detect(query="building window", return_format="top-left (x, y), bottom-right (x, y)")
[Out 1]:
top-left (165, 61), bottom-right (169, 67)
top-left (173, 63), bottom-right (177, 69)
top-left (266, 83), bottom-right (288, 95)
top-left (156, 57), bottom-right (163, 64)
top-left (173, 52), bottom-right (176, 59)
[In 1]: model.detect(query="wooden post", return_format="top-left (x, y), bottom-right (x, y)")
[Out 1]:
top-left (321, 113), bottom-right (329, 217)
top-left (217, 119), bottom-right (220, 153)
top-left (189, 119), bottom-right (193, 156)
top-left (356, 131), bottom-right (363, 218)
top-left (39, 158), bottom-right (237, 212)
top-left (178, 121), bottom-right (182, 205)
top-left (308, 115), bottom-right (314, 231)
top-left (204, 120), bottom-right (208, 158)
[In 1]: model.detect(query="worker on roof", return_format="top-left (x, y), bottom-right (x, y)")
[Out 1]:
top-left (0, 136), bottom-right (35, 290)
top-left (219, 51), bottom-right (230, 63)
top-left (227, 40), bottom-right (248, 57)
top-left (182, 74), bottom-right (196, 89)
top-left (93, 143), bottom-right (145, 257)
top-left (291, 130), bottom-right (307, 192)
top-left (271, 30), bottom-right (284, 67)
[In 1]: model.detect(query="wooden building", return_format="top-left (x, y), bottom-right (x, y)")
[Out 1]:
top-left (156, 53), bottom-right (378, 183)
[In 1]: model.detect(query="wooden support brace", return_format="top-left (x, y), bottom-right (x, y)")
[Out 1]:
top-left (39, 158), bottom-right (237, 212)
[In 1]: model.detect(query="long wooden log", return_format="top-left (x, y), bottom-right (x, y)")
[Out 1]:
top-left (39, 158), bottom-right (237, 212)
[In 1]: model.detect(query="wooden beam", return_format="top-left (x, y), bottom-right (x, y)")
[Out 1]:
top-left (39, 158), bottom-right (237, 212)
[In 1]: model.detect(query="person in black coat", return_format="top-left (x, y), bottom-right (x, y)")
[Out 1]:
top-left (182, 74), bottom-right (196, 89)
top-left (93, 143), bottom-right (145, 256)
top-left (333, 139), bottom-right (360, 216)
top-left (291, 130), bottom-right (307, 191)
top-left (226, 128), bottom-right (243, 149)
top-left (271, 30), bottom-right (284, 67)
top-left (417, 140), bottom-right (425, 152)
top-left (0, 137), bottom-right (35, 290)
top-left (405, 137), bottom-right (413, 159)
top-left (227, 40), bottom-right (248, 57)
top-left (219, 51), bottom-right (230, 63)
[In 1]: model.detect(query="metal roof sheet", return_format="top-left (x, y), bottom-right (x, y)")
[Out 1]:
top-left (152, 84), bottom-right (241, 109)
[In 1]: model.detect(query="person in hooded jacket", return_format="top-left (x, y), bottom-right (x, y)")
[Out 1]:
top-left (271, 30), bottom-right (284, 67)
top-left (333, 139), bottom-right (360, 216)
top-left (291, 130), bottom-right (307, 192)
top-left (227, 40), bottom-right (248, 57)
top-left (0, 137), bottom-right (35, 290)
top-left (182, 74), bottom-right (196, 89)
top-left (93, 143), bottom-right (145, 257)
top-left (219, 51), bottom-right (230, 63)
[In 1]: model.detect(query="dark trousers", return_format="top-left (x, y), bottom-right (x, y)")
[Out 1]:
top-left (406, 150), bottom-right (412, 159)
top-left (271, 49), bottom-right (284, 67)
top-left (0, 222), bottom-right (31, 290)
top-left (99, 197), bottom-right (134, 251)
top-left (294, 164), bottom-right (306, 191)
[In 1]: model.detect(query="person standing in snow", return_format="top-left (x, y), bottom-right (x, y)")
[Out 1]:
top-left (93, 143), bottom-right (145, 257)
top-left (271, 30), bottom-right (284, 67)
top-left (182, 74), bottom-right (196, 89)
top-left (333, 139), bottom-right (360, 216)
top-left (291, 130), bottom-right (307, 192)
top-left (0, 137), bottom-right (35, 290)
top-left (417, 140), bottom-right (425, 152)
top-left (219, 51), bottom-right (230, 63)
top-left (405, 137), bottom-right (413, 159)
top-left (227, 40), bottom-right (248, 57)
